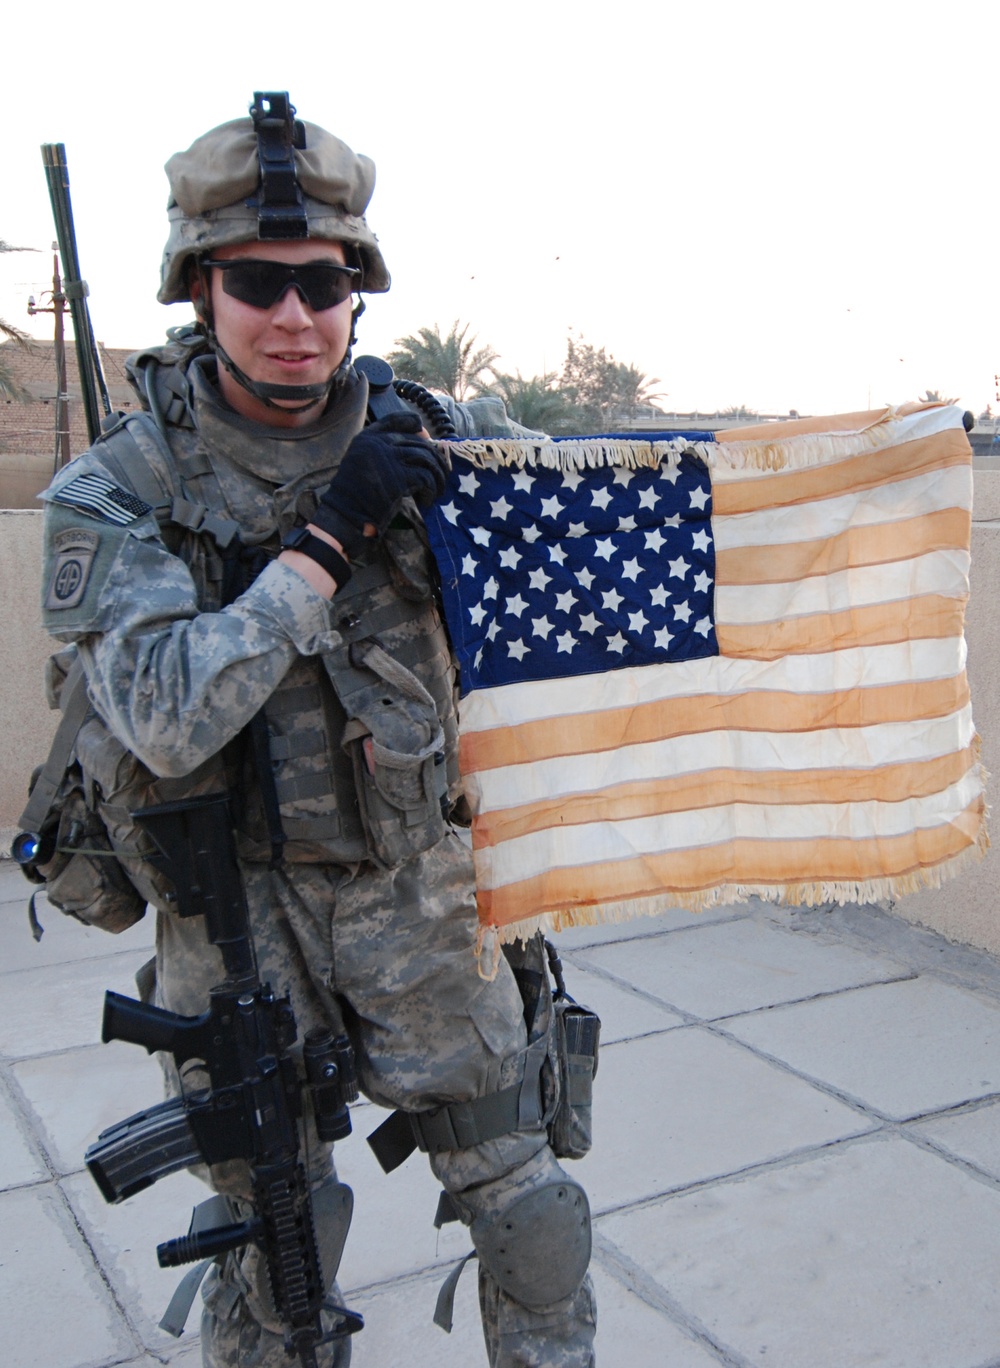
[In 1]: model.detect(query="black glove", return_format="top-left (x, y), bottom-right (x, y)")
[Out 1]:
top-left (312, 412), bottom-right (449, 558)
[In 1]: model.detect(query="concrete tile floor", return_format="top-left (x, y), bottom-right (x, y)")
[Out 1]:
top-left (3, 861), bottom-right (1000, 1368)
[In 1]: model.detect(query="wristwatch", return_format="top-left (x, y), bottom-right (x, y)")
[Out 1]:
top-left (281, 526), bottom-right (352, 590)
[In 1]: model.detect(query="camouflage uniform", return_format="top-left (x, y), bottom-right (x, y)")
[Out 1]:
top-left (40, 338), bottom-right (596, 1366)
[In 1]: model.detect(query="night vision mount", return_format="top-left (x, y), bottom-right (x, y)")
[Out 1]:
top-left (248, 91), bottom-right (309, 240)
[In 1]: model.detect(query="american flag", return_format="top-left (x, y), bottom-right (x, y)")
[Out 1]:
top-left (424, 404), bottom-right (986, 939)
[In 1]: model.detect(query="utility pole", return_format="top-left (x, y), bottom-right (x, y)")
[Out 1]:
top-left (27, 243), bottom-right (71, 473)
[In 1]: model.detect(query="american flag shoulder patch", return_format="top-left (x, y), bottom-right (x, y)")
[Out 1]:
top-left (50, 473), bottom-right (152, 527)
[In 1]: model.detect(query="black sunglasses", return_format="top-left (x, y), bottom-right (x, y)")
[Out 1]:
top-left (202, 258), bottom-right (360, 311)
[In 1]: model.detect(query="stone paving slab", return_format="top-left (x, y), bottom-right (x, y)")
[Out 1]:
top-left (0, 948), bottom-right (153, 1057)
top-left (348, 1260), bottom-right (721, 1368)
top-left (12, 1039), bottom-right (164, 1174)
top-left (599, 1133), bottom-right (1000, 1368)
top-left (62, 1166), bottom-right (215, 1355)
top-left (2, 1183), bottom-right (135, 1368)
top-left (558, 960), bottom-right (685, 1043)
top-left (723, 976), bottom-right (1000, 1119)
top-left (554, 904), bottom-right (743, 951)
top-left (911, 1099), bottom-right (1000, 1181)
top-left (0, 1076), bottom-right (46, 1188)
top-left (574, 916), bottom-right (907, 1020)
top-left (573, 1029), bottom-right (872, 1213)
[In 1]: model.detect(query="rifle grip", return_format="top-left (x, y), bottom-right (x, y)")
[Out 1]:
top-left (102, 990), bottom-right (186, 1054)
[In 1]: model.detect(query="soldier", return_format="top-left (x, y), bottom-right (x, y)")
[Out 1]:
top-left (37, 94), bottom-right (596, 1366)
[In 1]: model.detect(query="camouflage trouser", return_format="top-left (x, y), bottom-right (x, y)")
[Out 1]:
top-left (154, 830), bottom-right (596, 1367)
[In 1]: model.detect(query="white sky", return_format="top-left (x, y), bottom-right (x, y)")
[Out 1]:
top-left (2, 0), bottom-right (996, 418)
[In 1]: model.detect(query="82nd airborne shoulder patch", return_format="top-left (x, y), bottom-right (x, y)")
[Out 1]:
top-left (45, 527), bottom-right (101, 611)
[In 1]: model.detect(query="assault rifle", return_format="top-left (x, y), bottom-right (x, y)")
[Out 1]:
top-left (40, 143), bottom-right (112, 445)
top-left (84, 794), bottom-right (362, 1366)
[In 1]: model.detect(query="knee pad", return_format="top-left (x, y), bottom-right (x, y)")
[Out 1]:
top-left (471, 1177), bottom-right (591, 1310)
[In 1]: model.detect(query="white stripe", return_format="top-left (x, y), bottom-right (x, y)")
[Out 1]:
top-left (712, 465), bottom-right (971, 551)
top-left (465, 705), bottom-right (975, 812)
top-left (716, 550), bottom-right (970, 625)
top-left (459, 638), bottom-right (967, 734)
top-left (475, 770), bottom-right (983, 892)
top-left (711, 405), bottom-right (968, 485)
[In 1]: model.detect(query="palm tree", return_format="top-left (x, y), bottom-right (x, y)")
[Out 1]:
top-left (487, 370), bottom-right (576, 433)
top-left (388, 321), bottom-right (499, 401)
top-left (0, 239), bottom-right (36, 400)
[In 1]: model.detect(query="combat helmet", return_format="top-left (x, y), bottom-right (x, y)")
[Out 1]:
top-left (159, 91), bottom-right (389, 409)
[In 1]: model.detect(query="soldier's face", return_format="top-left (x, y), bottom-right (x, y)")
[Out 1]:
top-left (202, 238), bottom-right (355, 428)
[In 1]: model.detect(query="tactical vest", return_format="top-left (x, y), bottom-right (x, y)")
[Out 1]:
top-left (27, 359), bottom-right (464, 929)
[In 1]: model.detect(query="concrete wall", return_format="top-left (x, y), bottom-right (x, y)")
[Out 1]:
top-left (3, 471), bottom-right (999, 953)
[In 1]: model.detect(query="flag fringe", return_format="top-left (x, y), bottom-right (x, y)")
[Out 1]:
top-left (488, 805), bottom-right (990, 946)
top-left (450, 407), bottom-right (936, 479)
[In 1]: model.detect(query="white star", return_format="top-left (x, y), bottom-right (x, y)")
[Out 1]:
top-left (505, 594), bottom-right (528, 617)
top-left (617, 515), bottom-right (636, 533)
top-left (528, 566), bottom-right (552, 592)
top-left (674, 600), bottom-right (692, 624)
top-left (612, 467), bottom-right (636, 487)
top-left (659, 463), bottom-right (680, 484)
top-left (458, 471), bottom-right (480, 497)
top-left (498, 546), bottom-right (522, 569)
top-left (591, 486), bottom-right (613, 510)
top-left (621, 557), bottom-right (643, 582)
top-left (555, 590), bottom-right (578, 612)
top-left (469, 603), bottom-right (487, 626)
top-left (522, 524), bottom-right (542, 544)
top-left (628, 610), bottom-right (649, 634)
top-left (649, 583), bottom-right (669, 607)
top-left (471, 527), bottom-right (491, 546)
top-left (508, 638), bottom-right (530, 660)
top-left (490, 495), bottom-right (513, 520)
top-left (556, 631), bottom-right (578, 653)
top-left (540, 495), bottom-right (565, 519)
top-left (668, 555), bottom-right (690, 579)
top-left (486, 620), bottom-right (501, 641)
top-left (594, 538), bottom-right (616, 561)
top-left (692, 529), bottom-right (712, 552)
top-left (474, 648), bottom-right (483, 669)
top-left (441, 502), bottom-right (460, 525)
top-left (579, 612), bottom-right (600, 634)
top-left (689, 485), bottom-right (710, 511)
top-left (532, 616), bottom-right (554, 640)
top-left (561, 469), bottom-right (584, 492)
top-left (548, 544), bottom-right (567, 565)
top-left (483, 576), bottom-right (499, 601)
top-left (654, 627), bottom-right (674, 650)
top-left (644, 528), bottom-right (666, 553)
top-left (663, 513), bottom-right (681, 528)
top-left (694, 570), bottom-right (713, 593)
top-left (602, 587), bottom-right (624, 612)
top-left (576, 566), bottom-right (596, 589)
top-left (638, 487), bottom-right (660, 510)
top-left (461, 554), bottom-right (477, 576)
top-left (694, 616), bottom-right (712, 637)
top-left (567, 522), bottom-right (588, 538)
top-left (607, 632), bottom-right (628, 653)
top-left (511, 469), bottom-right (535, 492)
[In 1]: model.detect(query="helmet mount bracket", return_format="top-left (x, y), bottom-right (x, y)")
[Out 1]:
top-left (247, 92), bottom-right (309, 241)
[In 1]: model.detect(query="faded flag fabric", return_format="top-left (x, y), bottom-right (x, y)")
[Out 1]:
top-left (423, 403), bottom-right (987, 940)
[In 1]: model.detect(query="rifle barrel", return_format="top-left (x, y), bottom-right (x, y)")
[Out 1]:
top-left (40, 143), bottom-right (112, 445)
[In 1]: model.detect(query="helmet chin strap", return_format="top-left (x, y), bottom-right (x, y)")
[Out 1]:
top-left (196, 261), bottom-right (364, 414)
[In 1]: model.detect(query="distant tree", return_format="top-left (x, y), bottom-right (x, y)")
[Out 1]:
top-left (486, 370), bottom-right (576, 434)
top-left (722, 404), bottom-right (759, 419)
top-left (559, 334), bottom-right (665, 432)
top-left (0, 239), bottom-right (35, 400)
top-left (388, 320), bottom-right (499, 401)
